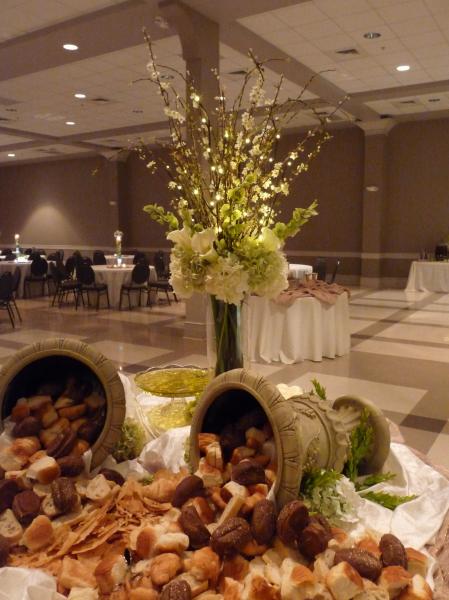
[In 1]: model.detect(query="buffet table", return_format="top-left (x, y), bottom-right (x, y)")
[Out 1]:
top-left (92, 264), bottom-right (156, 308)
top-left (248, 291), bottom-right (350, 364)
top-left (406, 260), bottom-right (449, 292)
top-left (288, 262), bottom-right (313, 280)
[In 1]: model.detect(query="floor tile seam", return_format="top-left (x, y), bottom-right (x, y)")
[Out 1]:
top-left (351, 333), bottom-right (449, 350)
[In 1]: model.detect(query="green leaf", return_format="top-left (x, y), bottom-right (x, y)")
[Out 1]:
top-left (361, 491), bottom-right (417, 510)
top-left (356, 472), bottom-right (396, 491)
top-left (300, 467), bottom-right (342, 497)
top-left (343, 408), bottom-right (374, 483)
top-left (112, 418), bottom-right (146, 462)
top-left (311, 378), bottom-right (326, 400)
top-left (143, 203), bottom-right (179, 230)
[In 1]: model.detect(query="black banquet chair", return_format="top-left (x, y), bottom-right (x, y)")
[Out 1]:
top-left (93, 250), bottom-right (107, 265)
top-left (76, 263), bottom-right (110, 310)
top-left (24, 256), bottom-right (48, 297)
top-left (11, 267), bottom-right (22, 321)
top-left (148, 251), bottom-right (178, 305)
top-left (329, 259), bottom-right (341, 284)
top-left (0, 272), bottom-right (16, 328)
top-left (313, 257), bottom-right (327, 282)
top-left (133, 251), bottom-right (148, 265)
top-left (50, 262), bottom-right (80, 308)
top-left (119, 263), bottom-right (149, 310)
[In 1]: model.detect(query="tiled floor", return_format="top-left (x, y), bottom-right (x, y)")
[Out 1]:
top-left (1, 288), bottom-right (448, 470)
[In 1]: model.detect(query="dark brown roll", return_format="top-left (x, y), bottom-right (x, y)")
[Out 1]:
top-left (251, 499), bottom-right (276, 545)
top-left (380, 533), bottom-right (408, 569)
top-left (179, 505), bottom-right (211, 549)
top-left (334, 548), bottom-right (382, 581)
top-left (12, 490), bottom-right (41, 525)
top-left (12, 417), bottom-right (41, 438)
top-left (0, 480), bottom-right (20, 513)
top-left (160, 579), bottom-right (191, 600)
top-left (210, 517), bottom-right (251, 557)
top-left (99, 468), bottom-right (125, 486)
top-left (231, 460), bottom-right (266, 486)
top-left (172, 475), bottom-right (204, 508)
top-left (276, 500), bottom-right (309, 546)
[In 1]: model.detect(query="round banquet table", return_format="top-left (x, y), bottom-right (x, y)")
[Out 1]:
top-left (92, 264), bottom-right (156, 308)
top-left (0, 260), bottom-right (31, 298)
top-left (248, 292), bottom-right (350, 364)
top-left (406, 260), bottom-right (449, 292)
top-left (288, 263), bottom-right (313, 280)
top-left (104, 254), bottom-right (135, 266)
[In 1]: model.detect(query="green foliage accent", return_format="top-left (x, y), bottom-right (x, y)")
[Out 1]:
top-left (361, 491), bottom-right (417, 510)
top-left (112, 418), bottom-right (146, 462)
top-left (300, 468), bottom-right (342, 497)
top-left (344, 408), bottom-right (374, 483)
top-left (140, 474), bottom-right (155, 486)
top-left (356, 472), bottom-right (396, 491)
top-left (273, 200), bottom-right (318, 242)
top-left (311, 378), bottom-right (326, 400)
top-left (143, 203), bottom-right (179, 230)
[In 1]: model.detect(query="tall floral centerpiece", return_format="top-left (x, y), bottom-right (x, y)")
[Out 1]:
top-left (114, 230), bottom-right (123, 265)
top-left (142, 35), bottom-right (332, 376)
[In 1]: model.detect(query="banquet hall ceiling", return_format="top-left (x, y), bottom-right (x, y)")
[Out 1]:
top-left (1, 0), bottom-right (449, 165)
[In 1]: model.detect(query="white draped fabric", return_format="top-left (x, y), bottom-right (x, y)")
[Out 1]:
top-left (406, 261), bottom-right (449, 292)
top-left (248, 292), bottom-right (350, 364)
top-left (92, 265), bottom-right (156, 308)
top-left (288, 263), bottom-right (313, 280)
top-left (105, 255), bottom-right (135, 266)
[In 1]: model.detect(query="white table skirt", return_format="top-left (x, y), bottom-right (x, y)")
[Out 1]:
top-left (0, 261), bottom-right (31, 298)
top-left (105, 255), bottom-right (134, 266)
top-left (406, 260), bottom-right (449, 292)
top-left (92, 265), bottom-right (156, 308)
top-left (248, 292), bottom-right (350, 364)
top-left (288, 263), bottom-right (313, 280)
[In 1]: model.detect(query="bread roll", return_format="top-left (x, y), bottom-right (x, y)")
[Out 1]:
top-left (27, 395), bottom-right (52, 411)
top-left (27, 456), bottom-right (61, 484)
top-left (326, 561), bottom-right (364, 600)
top-left (405, 548), bottom-right (428, 578)
top-left (0, 509), bottom-right (23, 543)
top-left (11, 437), bottom-right (41, 459)
top-left (67, 588), bottom-right (99, 600)
top-left (397, 575), bottom-right (432, 600)
top-left (85, 474), bottom-right (112, 503)
top-left (94, 554), bottom-right (128, 594)
top-left (22, 515), bottom-right (54, 551)
top-left (59, 404), bottom-right (86, 421)
top-left (0, 448), bottom-right (27, 472)
top-left (59, 556), bottom-right (97, 589)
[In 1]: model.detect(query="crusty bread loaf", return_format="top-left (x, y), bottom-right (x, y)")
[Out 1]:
top-left (94, 554), bottom-right (128, 594)
top-left (405, 548), bottom-right (428, 578)
top-left (67, 587), bottom-right (99, 600)
top-left (378, 566), bottom-right (412, 597)
top-left (397, 575), bottom-right (433, 600)
top-left (59, 404), bottom-right (86, 421)
top-left (85, 474), bottom-right (112, 502)
top-left (0, 509), bottom-right (23, 542)
top-left (22, 515), bottom-right (54, 551)
top-left (59, 556), bottom-right (97, 590)
top-left (129, 588), bottom-right (159, 600)
top-left (326, 561), bottom-right (364, 600)
top-left (27, 455), bottom-right (61, 484)
top-left (11, 437), bottom-right (41, 459)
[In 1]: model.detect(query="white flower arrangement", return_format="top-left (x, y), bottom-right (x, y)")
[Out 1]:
top-left (139, 33), bottom-right (339, 305)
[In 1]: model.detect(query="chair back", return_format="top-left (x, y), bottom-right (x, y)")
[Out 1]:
top-left (435, 244), bottom-right (448, 261)
top-left (313, 257), bottom-right (327, 281)
top-left (77, 264), bottom-right (95, 286)
top-left (29, 251), bottom-right (40, 261)
top-left (30, 257), bottom-right (48, 277)
top-left (133, 251), bottom-right (147, 265)
top-left (154, 251), bottom-right (167, 278)
top-left (93, 251), bottom-right (106, 265)
top-left (65, 256), bottom-right (76, 277)
top-left (131, 263), bottom-right (149, 285)
top-left (47, 252), bottom-right (59, 261)
top-left (49, 262), bottom-right (62, 284)
top-left (1, 249), bottom-right (12, 256)
top-left (12, 267), bottom-right (21, 293)
top-left (58, 250), bottom-right (65, 260)
top-left (330, 259), bottom-right (340, 284)
top-left (82, 256), bottom-right (93, 266)
top-left (24, 248), bottom-right (32, 255)
top-left (0, 272), bottom-right (13, 301)
top-left (3, 251), bottom-right (15, 261)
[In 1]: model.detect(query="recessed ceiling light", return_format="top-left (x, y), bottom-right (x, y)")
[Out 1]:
top-left (65, 121), bottom-right (76, 125)
top-left (363, 32), bottom-right (381, 39)
top-left (74, 92), bottom-right (86, 99)
top-left (63, 43), bottom-right (78, 51)
top-left (396, 65), bottom-right (410, 72)
top-left (7, 153), bottom-right (15, 157)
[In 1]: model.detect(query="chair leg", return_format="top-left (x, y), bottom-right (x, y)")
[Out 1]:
top-left (173, 292), bottom-right (178, 303)
top-left (52, 285), bottom-right (59, 307)
top-left (106, 288), bottom-right (110, 309)
top-left (165, 290), bottom-right (171, 305)
top-left (119, 288), bottom-right (123, 310)
top-left (128, 290), bottom-right (132, 311)
top-left (96, 291), bottom-right (100, 311)
top-left (6, 303), bottom-right (15, 328)
top-left (12, 299), bottom-right (22, 322)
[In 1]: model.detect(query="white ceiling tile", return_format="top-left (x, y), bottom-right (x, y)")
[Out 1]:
top-left (316, 0), bottom-right (371, 17)
top-left (376, 0), bottom-right (431, 22)
top-left (413, 42), bottom-right (449, 59)
top-left (423, 0), bottom-right (449, 14)
top-left (335, 10), bottom-right (385, 33)
top-left (390, 17), bottom-right (438, 37)
top-left (394, 68), bottom-right (434, 84)
top-left (360, 74), bottom-right (400, 89)
top-left (374, 50), bottom-right (420, 68)
top-left (273, 3), bottom-right (328, 26)
top-left (274, 39), bottom-right (320, 57)
top-left (312, 33), bottom-right (357, 52)
top-left (238, 13), bottom-right (286, 34)
top-left (357, 38), bottom-right (408, 57)
top-left (401, 30), bottom-right (446, 50)
top-left (294, 19), bottom-right (345, 40)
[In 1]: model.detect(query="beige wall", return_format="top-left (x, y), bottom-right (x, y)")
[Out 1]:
top-left (0, 156), bottom-right (117, 249)
top-left (0, 118), bottom-right (448, 284)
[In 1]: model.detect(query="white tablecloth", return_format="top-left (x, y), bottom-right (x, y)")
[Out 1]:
top-left (406, 260), bottom-right (449, 292)
top-left (288, 263), bottom-right (313, 280)
top-left (248, 292), bottom-right (350, 364)
top-left (105, 254), bottom-right (134, 266)
top-left (92, 265), bottom-right (156, 308)
top-left (0, 261), bottom-right (31, 298)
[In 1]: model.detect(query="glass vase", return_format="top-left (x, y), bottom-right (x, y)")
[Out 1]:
top-left (207, 295), bottom-right (247, 376)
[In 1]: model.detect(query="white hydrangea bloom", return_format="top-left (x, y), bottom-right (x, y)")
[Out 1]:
top-left (205, 255), bottom-right (249, 305)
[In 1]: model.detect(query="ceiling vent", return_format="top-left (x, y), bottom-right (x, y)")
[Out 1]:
top-left (90, 97), bottom-right (111, 104)
top-left (428, 98), bottom-right (441, 103)
top-left (37, 148), bottom-right (62, 155)
top-left (0, 116), bottom-right (12, 122)
top-left (228, 69), bottom-right (247, 75)
top-left (399, 99), bottom-right (417, 104)
top-left (335, 47), bottom-right (359, 56)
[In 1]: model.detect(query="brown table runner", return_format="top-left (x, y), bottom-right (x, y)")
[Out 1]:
top-left (276, 280), bottom-right (350, 306)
